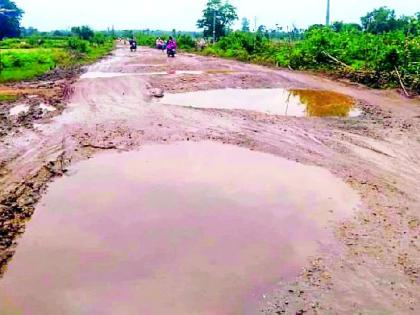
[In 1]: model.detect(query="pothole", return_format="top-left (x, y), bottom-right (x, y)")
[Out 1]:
top-left (0, 142), bottom-right (361, 314)
top-left (158, 88), bottom-right (362, 118)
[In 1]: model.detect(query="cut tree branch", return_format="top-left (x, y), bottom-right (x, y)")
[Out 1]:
top-left (394, 66), bottom-right (410, 97)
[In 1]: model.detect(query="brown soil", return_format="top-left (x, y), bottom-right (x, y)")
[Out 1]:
top-left (0, 44), bottom-right (419, 314)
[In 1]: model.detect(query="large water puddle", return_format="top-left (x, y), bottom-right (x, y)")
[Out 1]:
top-left (159, 88), bottom-right (361, 117)
top-left (0, 142), bottom-right (361, 315)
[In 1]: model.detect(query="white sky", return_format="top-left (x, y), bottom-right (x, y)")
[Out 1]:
top-left (14, 0), bottom-right (419, 31)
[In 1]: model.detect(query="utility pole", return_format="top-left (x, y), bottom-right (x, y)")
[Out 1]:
top-left (326, 0), bottom-right (331, 26)
top-left (213, 9), bottom-right (216, 43)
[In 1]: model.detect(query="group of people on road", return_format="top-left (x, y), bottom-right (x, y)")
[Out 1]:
top-left (124, 35), bottom-right (206, 57)
top-left (155, 37), bottom-right (177, 57)
top-left (156, 37), bottom-right (177, 50)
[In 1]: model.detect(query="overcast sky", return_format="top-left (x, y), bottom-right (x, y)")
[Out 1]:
top-left (14, 0), bottom-right (419, 31)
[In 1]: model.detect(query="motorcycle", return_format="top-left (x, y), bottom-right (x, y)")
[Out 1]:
top-left (167, 48), bottom-right (176, 58)
top-left (129, 40), bottom-right (137, 52)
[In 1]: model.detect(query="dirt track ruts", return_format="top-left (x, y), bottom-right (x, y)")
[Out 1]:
top-left (0, 44), bottom-right (419, 314)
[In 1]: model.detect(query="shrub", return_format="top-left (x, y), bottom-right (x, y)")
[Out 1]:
top-left (67, 37), bottom-right (88, 53)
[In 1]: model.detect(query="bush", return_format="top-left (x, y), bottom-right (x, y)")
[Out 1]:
top-left (198, 26), bottom-right (419, 92)
top-left (176, 34), bottom-right (196, 50)
top-left (67, 37), bottom-right (88, 53)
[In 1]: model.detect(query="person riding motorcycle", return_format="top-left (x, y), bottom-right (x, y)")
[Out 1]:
top-left (166, 37), bottom-right (177, 57)
top-left (129, 39), bottom-right (137, 52)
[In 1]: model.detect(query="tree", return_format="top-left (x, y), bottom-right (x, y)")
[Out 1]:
top-left (71, 26), bottom-right (94, 40)
top-left (332, 21), bottom-right (362, 32)
top-left (197, 0), bottom-right (238, 40)
top-left (361, 7), bottom-right (399, 34)
top-left (0, 0), bottom-right (24, 39)
top-left (241, 17), bottom-right (250, 32)
top-left (21, 26), bottom-right (39, 37)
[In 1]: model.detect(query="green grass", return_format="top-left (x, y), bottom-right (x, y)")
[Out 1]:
top-left (0, 48), bottom-right (63, 82)
top-left (0, 38), bottom-right (114, 83)
top-left (0, 94), bottom-right (18, 102)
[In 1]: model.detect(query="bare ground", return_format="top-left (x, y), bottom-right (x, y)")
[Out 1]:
top-left (0, 44), bottom-right (419, 314)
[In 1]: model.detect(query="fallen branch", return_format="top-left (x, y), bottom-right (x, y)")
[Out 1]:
top-left (394, 66), bottom-right (410, 97)
top-left (321, 51), bottom-right (351, 69)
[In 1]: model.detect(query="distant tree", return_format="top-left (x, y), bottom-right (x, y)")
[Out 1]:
top-left (332, 21), bottom-right (362, 32)
top-left (395, 14), bottom-right (420, 36)
top-left (71, 26), bottom-right (94, 40)
top-left (21, 26), bottom-right (39, 37)
top-left (241, 17), bottom-right (250, 32)
top-left (307, 24), bottom-right (325, 32)
top-left (0, 0), bottom-right (24, 39)
top-left (361, 7), bottom-right (399, 34)
top-left (257, 25), bottom-right (266, 34)
top-left (52, 30), bottom-right (69, 37)
top-left (121, 30), bottom-right (134, 39)
top-left (197, 0), bottom-right (238, 40)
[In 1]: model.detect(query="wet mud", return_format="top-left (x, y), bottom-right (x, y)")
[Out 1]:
top-left (0, 45), bottom-right (419, 314)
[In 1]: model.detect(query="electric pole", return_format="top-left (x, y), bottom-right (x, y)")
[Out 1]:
top-left (326, 0), bottom-right (331, 26)
top-left (213, 9), bottom-right (216, 43)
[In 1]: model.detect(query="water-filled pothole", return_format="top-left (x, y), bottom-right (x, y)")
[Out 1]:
top-left (0, 142), bottom-right (361, 314)
top-left (159, 88), bottom-right (361, 117)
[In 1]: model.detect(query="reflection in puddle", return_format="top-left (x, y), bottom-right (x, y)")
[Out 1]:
top-left (0, 142), bottom-right (361, 315)
top-left (290, 89), bottom-right (360, 117)
top-left (159, 88), bottom-right (361, 117)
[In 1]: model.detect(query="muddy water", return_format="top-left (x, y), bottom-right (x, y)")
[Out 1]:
top-left (0, 142), bottom-right (361, 315)
top-left (159, 88), bottom-right (361, 117)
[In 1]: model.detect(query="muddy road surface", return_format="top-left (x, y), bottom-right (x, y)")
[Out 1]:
top-left (0, 44), bottom-right (419, 314)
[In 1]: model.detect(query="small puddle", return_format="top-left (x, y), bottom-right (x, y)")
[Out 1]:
top-left (159, 88), bottom-right (361, 117)
top-left (0, 142), bottom-right (360, 315)
top-left (9, 104), bottom-right (29, 116)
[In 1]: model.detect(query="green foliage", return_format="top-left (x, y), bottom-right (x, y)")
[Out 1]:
top-left (0, 49), bottom-right (60, 81)
top-left (0, 0), bottom-right (24, 39)
top-left (176, 34), bottom-right (196, 50)
top-left (0, 93), bottom-right (18, 102)
top-left (135, 33), bottom-right (156, 46)
top-left (135, 32), bottom-right (197, 51)
top-left (241, 18), bottom-right (250, 32)
top-left (361, 7), bottom-right (420, 35)
top-left (67, 37), bottom-right (88, 53)
top-left (71, 26), bottom-right (95, 41)
top-left (0, 32), bottom-right (114, 82)
top-left (201, 24), bottom-right (420, 92)
top-left (197, 0), bottom-right (238, 40)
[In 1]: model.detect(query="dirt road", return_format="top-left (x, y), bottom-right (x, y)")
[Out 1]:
top-left (0, 44), bottom-right (419, 314)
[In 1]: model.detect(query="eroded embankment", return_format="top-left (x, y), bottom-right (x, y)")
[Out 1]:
top-left (0, 45), bottom-right (419, 314)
